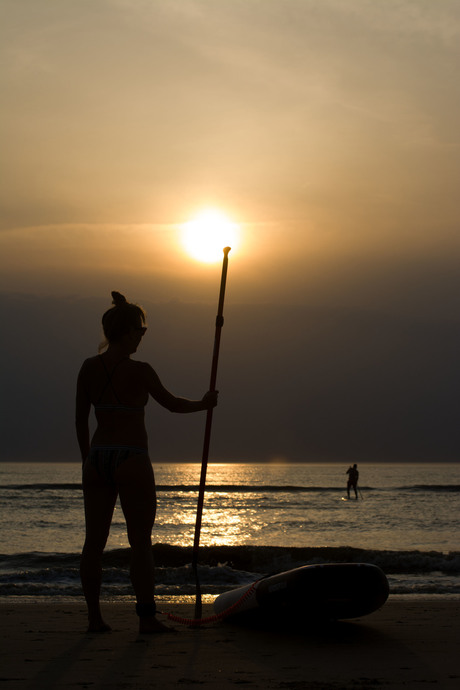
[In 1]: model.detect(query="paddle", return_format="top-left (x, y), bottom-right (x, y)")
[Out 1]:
top-left (192, 247), bottom-right (231, 620)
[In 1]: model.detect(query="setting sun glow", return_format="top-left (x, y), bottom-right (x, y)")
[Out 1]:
top-left (181, 210), bottom-right (239, 263)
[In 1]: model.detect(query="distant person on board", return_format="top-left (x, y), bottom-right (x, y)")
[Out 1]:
top-left (75, 291), bottom-right (217, 633)
top-left (346, 463), bottom-right (359, 500)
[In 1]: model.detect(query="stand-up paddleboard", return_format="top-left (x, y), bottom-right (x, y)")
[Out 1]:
top-left (214, 563), bottom-right (389, 623)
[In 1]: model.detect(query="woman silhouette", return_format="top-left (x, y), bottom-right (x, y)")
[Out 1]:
top-left (76, 292), bottom-right (217, 632)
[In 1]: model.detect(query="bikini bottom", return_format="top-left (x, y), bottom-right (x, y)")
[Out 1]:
top-left (88, 445), bottom-right (148, 484)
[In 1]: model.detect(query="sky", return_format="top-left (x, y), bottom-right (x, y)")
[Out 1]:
top-left (1, 0), bottom-right (459, 463)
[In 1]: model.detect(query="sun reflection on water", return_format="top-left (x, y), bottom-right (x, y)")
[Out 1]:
top-left (102, 462), bottom-right (460, 554)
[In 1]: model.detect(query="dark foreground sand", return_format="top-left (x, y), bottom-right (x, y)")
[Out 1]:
top-left (1, 600), bottom-right (459, 689)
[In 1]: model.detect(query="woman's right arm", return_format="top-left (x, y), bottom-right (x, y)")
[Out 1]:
top-left (144, 363), bottom-right (218, 413)
top-left (75, 362), bottom-right (91, 463)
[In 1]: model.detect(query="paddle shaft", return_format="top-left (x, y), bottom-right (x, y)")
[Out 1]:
top-left (192, 247), bottom-right (231, 572)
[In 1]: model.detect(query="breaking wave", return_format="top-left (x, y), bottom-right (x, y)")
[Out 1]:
top-left (1, 544), bottom-right (459, 598)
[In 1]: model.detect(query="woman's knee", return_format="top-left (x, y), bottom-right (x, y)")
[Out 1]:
top-left (82, 534), bottom-right (109, 555)
top-left (127, 529), bottom-right (153, 549)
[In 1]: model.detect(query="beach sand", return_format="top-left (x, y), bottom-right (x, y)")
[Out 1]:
top-left (1, 600), bottom-right (459, 689)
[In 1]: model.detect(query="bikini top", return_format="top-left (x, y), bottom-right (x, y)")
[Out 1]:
top-left (94, 356), bottom-right (144, 413)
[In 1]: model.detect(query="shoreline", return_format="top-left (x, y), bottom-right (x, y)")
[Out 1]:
top-left (0, 586), bottom-right (460, 600)
top-left (1, 600), bottom-right (459, 689)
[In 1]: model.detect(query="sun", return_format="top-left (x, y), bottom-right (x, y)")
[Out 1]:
top-left (181, 210), bottom-right (239, 263)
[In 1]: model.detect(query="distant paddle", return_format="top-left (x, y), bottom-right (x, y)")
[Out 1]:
top-left (192, 247), bottom-right (231, 620)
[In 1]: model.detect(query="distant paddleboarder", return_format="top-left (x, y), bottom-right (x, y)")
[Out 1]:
top-left (346, 464), bottom-right (359, 500)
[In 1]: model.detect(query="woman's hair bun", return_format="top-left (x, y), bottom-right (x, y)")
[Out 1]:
top-left (111, 291), bottom-right (127, 306)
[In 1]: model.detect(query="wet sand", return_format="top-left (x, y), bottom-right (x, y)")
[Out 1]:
top-left (1, 600), bottom-right (459, 689)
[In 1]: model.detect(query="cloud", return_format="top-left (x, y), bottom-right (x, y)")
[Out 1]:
top-left (1, 219), bottom-right (460, 321)
top-left (0, 292), bottom-right (459, 463)
top-left (2, 0), bottom-right (459, 230)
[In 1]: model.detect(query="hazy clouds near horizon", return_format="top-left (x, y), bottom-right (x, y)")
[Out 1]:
top-left (1, 292), bottom-right (458, 464)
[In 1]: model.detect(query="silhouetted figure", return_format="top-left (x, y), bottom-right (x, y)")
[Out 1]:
top-left (76, 291), bottom-right (217, 633)
top-left (346, 463), bottom-right (359, 500)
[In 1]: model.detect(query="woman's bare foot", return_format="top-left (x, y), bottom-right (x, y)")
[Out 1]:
top-left (138, 616), bottom-right (175, 634)
top-left (87, 617), bottom-right (112, 633)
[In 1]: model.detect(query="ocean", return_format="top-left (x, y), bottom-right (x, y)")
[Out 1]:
top-left (0, 462), bottom-right (459, 602)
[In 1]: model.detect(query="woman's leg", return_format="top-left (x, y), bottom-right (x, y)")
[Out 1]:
top-left (80, 459), bottom-right (118, 631)
top-left (116, 455), bottom-right (170, 632)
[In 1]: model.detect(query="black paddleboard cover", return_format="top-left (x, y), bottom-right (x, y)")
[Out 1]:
top-left (214, 563), bottom-right (389, 622)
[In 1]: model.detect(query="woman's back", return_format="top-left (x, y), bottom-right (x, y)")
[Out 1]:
top-left (80, 355), bottom-right (149, 447)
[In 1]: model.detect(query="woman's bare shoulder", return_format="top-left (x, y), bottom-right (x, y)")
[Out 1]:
top-left (83, 355), bottom-right (100, 366)
top-left (130, 359), bottom-right (154, 374)
top-left (78, 356), bottom-right (100, 373)
top-left (130, 360), bottom-right (161, 383)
